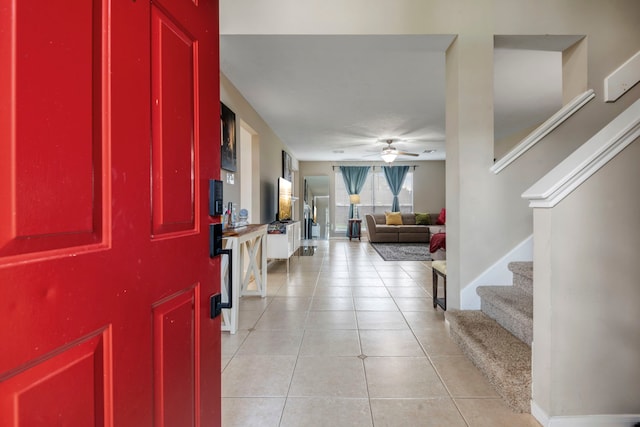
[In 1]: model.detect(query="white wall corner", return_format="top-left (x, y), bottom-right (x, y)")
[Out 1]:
top-left (531, 400), bottom-right (550, 427)
top-left (604, 50), bottom-right (640, 102)
top-left (460, 235), bottom-right (533, 309)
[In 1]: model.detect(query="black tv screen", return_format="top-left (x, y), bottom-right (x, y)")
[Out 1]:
top-left (277, 177), bottom-right (292, 221)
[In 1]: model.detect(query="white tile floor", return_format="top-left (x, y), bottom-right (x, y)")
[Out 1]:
top-left (221, 239), bottom-right (540, 427)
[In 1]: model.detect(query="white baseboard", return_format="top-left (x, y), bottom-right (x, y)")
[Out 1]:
top-left (531, 400), bottom-right (550, 426)
top-left (532, 400), bottom-right (639, 427)
top-left (460, 235), bottom-right (533, 309)
top-left (549, 414), bottom-right (640, 426)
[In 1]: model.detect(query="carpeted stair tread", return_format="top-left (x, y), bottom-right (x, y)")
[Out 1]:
top-left (508, 261), bottom-right (533, 280)
top-left (477, 285), bottom-right (533, 346)
top-left (445, 310), bottom-right (531, 413)
top-left (508, 261), bottom-right (533, 295)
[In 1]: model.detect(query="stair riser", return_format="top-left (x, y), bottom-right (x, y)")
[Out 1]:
top-left (513, 272), bottom-right (533, 295)
top-left (446, 312), bottom-right (531, 413)
top-left (481, 299), bottom-right (532, 346)
top-left (508, 262), bottom-right (533, 295)
top-left (450, 343), bottom-right (530, 412)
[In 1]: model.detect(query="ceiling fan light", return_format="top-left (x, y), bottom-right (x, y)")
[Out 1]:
top-left (381, 150), bottom-right (397, 163)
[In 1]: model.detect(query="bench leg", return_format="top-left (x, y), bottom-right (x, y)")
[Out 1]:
top-left (432, 269), bottom-right (438, 308)
top-left (432, 269), bottom-right (447, 311)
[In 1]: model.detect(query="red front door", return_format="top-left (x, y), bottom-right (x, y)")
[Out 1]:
top-left (0, 1), bottom-right (221, 426)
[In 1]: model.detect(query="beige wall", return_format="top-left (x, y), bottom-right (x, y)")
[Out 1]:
top-left (533, 139), bottom-right (640, 415)
top-left (221, 74), bottom-right (294, 223)
top-left (221, 0), bottom-right (640, 418)
top-left (446, 1), bottom-right (640, 309)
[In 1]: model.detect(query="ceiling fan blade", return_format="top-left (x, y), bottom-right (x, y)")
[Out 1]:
top-left (397, 151), bottom-right (419, 157)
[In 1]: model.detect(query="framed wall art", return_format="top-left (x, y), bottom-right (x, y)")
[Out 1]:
top-left (303, 178), bottom-right (308, 204)
top-left (220, 102), bottom-right (237, 172)
top-left (282, 150), bottom-right (292, 181)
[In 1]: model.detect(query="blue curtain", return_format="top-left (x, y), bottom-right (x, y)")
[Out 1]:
top-left (382, 165), bottom-right (409, 212)
top-left (340, 166), bottom-right (370, 236)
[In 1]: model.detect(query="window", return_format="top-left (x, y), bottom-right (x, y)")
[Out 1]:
top-left (335, 170), bottom-right (413, 232)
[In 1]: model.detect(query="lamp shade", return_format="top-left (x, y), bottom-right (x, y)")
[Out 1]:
top-left (349, 194), bottom-right (361, 204)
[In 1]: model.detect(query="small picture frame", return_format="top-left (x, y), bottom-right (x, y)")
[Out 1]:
top-left (282, 150), bottom-right (292, 181)
top-left (303, 178), bottom-right (308, 204)
top-left (221, 102), bottom-right (237, 172)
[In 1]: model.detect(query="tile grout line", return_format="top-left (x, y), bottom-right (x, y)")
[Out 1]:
top-left (394, 261), bottom-right (473, 427)
top-left (278, 247), bottom-right (324, 427)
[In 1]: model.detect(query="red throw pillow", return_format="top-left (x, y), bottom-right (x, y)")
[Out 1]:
top-left (436, 208), bottom-right (446, 225)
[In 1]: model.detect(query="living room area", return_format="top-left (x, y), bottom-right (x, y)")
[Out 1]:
top-left (218, 74), bottom-right (448, 242)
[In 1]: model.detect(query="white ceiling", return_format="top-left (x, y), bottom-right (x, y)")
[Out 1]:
top-left (220, 34), bottom-right (583, 164)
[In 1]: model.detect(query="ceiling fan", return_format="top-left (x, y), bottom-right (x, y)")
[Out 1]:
top-left (380, 139), bottom-right (419, 163)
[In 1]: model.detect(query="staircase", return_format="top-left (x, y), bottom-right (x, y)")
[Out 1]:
top-left (445, 261), bottom-right (533, 413)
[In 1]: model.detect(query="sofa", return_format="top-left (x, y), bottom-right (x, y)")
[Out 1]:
top-left (365, 212), bottom-right (445, 243)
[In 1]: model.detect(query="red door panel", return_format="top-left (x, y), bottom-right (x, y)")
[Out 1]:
top-left (0, 0), bottom-right (221, 425)
top-left (153, 286), bottom-right (198, 426)
top-left (0, 329), bottom-right (111, 426)
top-left (0, 0), bottom-right (104, 259)
top-left (151, 6), bottom-right (197, 236)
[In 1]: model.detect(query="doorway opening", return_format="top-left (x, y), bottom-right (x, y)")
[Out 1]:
top-left (302, 176), bottom-right (330, 240)
top-left (239, 120), bottom-right (259, 223)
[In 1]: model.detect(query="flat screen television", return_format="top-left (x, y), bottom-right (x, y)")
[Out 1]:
top-left (277, 177), bottom-right (292, 221)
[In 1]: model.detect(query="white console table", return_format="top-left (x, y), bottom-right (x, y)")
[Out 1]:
top-left (220, 224), bottom-right (267, 334)
top-left (267, 221), bottom-right (300, 274)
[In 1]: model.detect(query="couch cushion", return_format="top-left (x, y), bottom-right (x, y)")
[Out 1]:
top-left (372, 213), bottom-right (386, 224)
top-left (397, 225), bottom-right (429, 233)
top-left (401, 213), bottom-right (416, 225)
top-left (399, 233), bottom-right (429, 243)
top-left (371, 233), bottom-right (398, 243)
top-left (385, 211), bottom-right (403, 225)
top-left (415, 212), bottom-right (431, 225)
top-left (375, 224), bottom-right (404, 233)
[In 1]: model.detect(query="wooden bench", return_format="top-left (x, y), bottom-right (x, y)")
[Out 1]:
top-left (432, 260), bottom-right (447, 310)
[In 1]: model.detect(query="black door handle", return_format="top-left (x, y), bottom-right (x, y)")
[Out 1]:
top-left (211, 248), bottom-right (232, 318)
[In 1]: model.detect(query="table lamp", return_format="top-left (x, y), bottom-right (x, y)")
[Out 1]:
top-left (349, 194), bottom-right (361, 218)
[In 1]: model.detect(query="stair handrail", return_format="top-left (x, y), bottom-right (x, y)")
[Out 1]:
top-left (604, 49), bottom-right (640, 102)
top-left (491, 89), bottom-right (595, 174)
top-left (522, 97), bottom-right (640, 208)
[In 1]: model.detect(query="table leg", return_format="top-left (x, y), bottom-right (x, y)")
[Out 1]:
top-left (260, 233), bottom-right (267, 297)
top-left (230, 239), bottom-right (240, 332)
top-left (220, 238), bottom-right (239, 333)
top-left (241, 234), bottom-right (267, 297)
